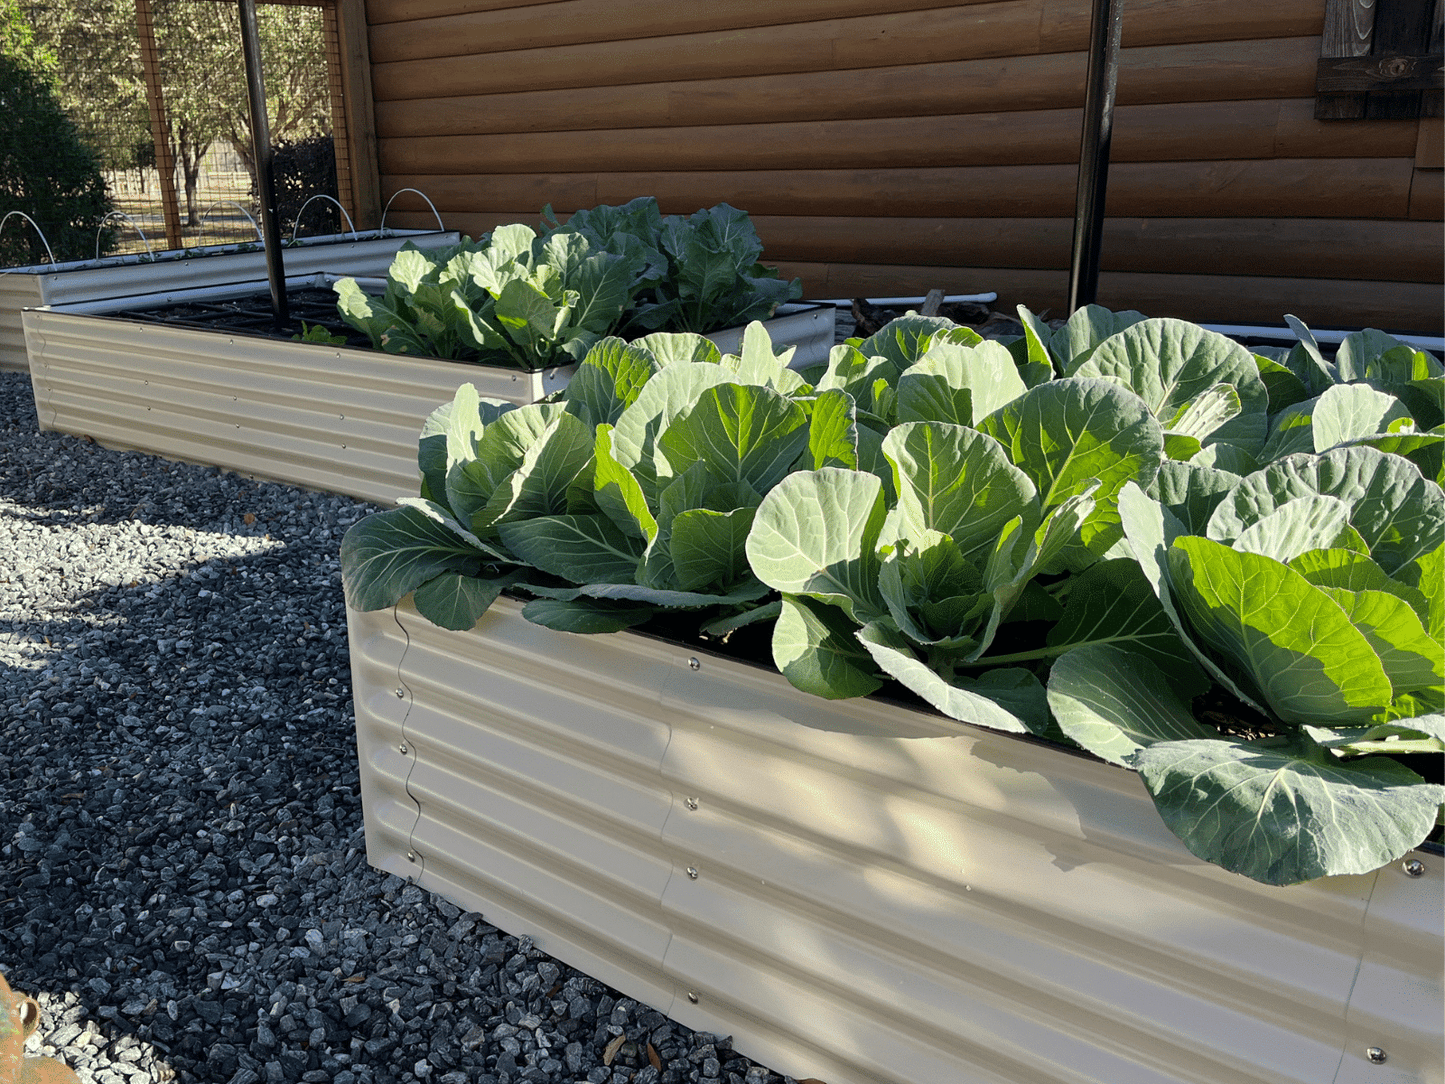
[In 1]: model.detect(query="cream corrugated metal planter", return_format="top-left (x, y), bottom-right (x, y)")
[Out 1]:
top-left (347, 595), bottom-right (1444, 1084)
top-left (0, 229), bottom-right (460, 373)
top-left (22, 300), bottom-right (835, 506)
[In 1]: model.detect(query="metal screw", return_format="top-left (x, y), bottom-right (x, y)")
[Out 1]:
top-left (399, 743), bottom-right (408, 755)
top-left (686, 992), bottom-right (699, 1004)
top-left (1366, 1047), bottom-right (1387, 1065)
top-left (395, 687), bottom-right (405, 699)
top-left (406, 851), bottom-right (416, 862)
top-left (688, 657), bottom-right (700, 671)
top-left (1403, 858), bottom-right (1425, 877)
top-left (686, 867), bottom-right (699, 880)
top-left (684, 797), bottom-right (699, 811)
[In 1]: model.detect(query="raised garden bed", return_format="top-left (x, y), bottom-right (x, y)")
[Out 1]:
top-left (339, 309), bottom-right (1445, 1084)
top-left (22, 282), bottom-right (833, 506)
top-left (0, 228), bottom-right (460, 372)
top-left (348, 593), bottom-right (1443, 1084)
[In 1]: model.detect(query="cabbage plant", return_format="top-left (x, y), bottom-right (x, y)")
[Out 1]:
top-left (333, 224), bottom-right (648, 369)
top-left (545, 198), bottom-right (801, 335)
top-left (340, 305), bottom-right (1445, 886)
top-left (342, 323), bottom-right (836, 635)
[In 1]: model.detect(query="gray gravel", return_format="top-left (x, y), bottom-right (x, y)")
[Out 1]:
top-left (0, 370), bottom-right (802, 1084)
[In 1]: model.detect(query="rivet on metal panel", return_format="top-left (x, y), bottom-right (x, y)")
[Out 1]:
top-left (684, 797), bottom-right (699, 811)
top-left (406, 851), bottom-right (416, 862)
top-left (399, 743), bottom-right (408, 755)
top-left (687, 992), bottom-right (699, 1004)
top-left (688, 657), bottom-right (700, 671)
top-left (395, 688), bottom-right (405, 698)
top-left (1402, 858), bottom-right (1425, 877)
top-left (685, 867), bottom-right (699, 880)
top-left (1366, 1047), bottom-right (1387, 1064)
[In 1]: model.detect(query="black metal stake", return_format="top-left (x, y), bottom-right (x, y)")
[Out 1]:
top-left (1066, 0), bottom-right (1124, 313)
top-left (238, 0), bottom-right (287, 328)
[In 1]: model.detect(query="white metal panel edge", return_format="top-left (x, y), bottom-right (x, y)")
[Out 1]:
top-left (23, 309), bottom-right (559, 505)
top-left (1, 232), bottom-right (458, 373)
top-left (347, 597), bottom-right (1445, 1084)
top-left (703, 303), bottom-right (835, 369)
top-left (0, 274), bottom-right (43, 371)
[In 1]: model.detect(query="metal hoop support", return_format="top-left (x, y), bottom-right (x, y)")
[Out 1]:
top-left (0, 211), bottom-right (56, 266)
top-left (95, 210), bottom-right (156, 260)
top-left (289, 194), bottom-right (358, 244)
top-left (379, 188), bottom-right (446, 236)
top-left (196, 200), bottom-right (263, 249)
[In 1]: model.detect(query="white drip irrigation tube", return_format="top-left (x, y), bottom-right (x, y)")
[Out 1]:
top-left (291, 195), bottom-right (358, 243)
top-left (1201, 322), bottom-right (1444, 355)
top-left (380, 188), bottom-right (446, 235)
top-left (810, 293), bottom-right (999, 306)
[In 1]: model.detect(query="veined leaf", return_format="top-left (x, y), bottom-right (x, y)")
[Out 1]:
top-left (498, 513), bottom-right (644, 584)
top-left (413, 570), bottom-right (517, 631)
top-left (1046, 643), bottom-right (1213, 766)
top-left (1318, 586), bottom-right (1443, 693)
top-left (340, 505), bottom-right (491, 612)
top-left (852, 314), bottom-right (956, 369)
top-left (978, 377), bottom-right (1164, 562)
top-left (1052, 304), bottom-right (1149, 374)
top-left (1041, 558), bottom-right (1198, 673)
top-left (1164, 381), bottom-right (1242, 443)
top-left (746, 468), bottom-right (887, 623)
top-left (1167, 536), bottom-right (1394, 725)
top-left (1288, 547), bottom-right (1431, 625)
top-left (1233, 494), bottom-right (1355, 564)
top-left (567, 337), bottom-right (660, 428)
top-left (1076, 318), bottom-right (1269, 455)
top-left (629, 332), bottom-right (721, 366)
top-left (1392, 542), bottom-right (1443, 640)
top-left (881, 422), bottom-right (1038, 564)
top-left (521, 597), bottom-right (654, 634)
top-left (855, 622), bottom-right (1048, 733)
top-left (897, 340), bottom-right (1027, 427)
top-left (592, 424), bottom-right (658, 543)
top-left (804, 388), bottom-right (861, 470)
top-left (658, 383), bottom-right (809, 495)
top-left (610, 362), bottom-right (740, 492)
top-left (1282, 315), bottom-right (1339, 395)
top-left (1118, 482), bottom-right (1271, 714)
top-left (1206, 445), bottom-right (1445, 573)
top-left (1147, 459), bottom-right (1240, 534)
top-left (1312, 383), bottom-right (1413, 452)
top-left (1133, 737), bottom-right (1445, 884)
top-left (473, 411), bottom-right (596, 531)
top-left (772, 595), bottom-right (884, 699)
top-left (670, 506), bottom-right (757, 592)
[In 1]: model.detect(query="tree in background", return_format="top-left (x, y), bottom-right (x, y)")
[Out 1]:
top-left (27, 0), bottom-right (328, 228)
top-left (0, 0), bottom-right (112, 265)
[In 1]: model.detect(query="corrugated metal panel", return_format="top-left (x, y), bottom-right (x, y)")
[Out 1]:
top-left (0, 231), bottom-right (458, 373)
top-left (348, 597), bottom-right (1445, 1084)
top-left (23, 301), bottom-right (838, 504)
top-left (703, 303), bottom-right (836, 369)
top-left (24, 309), bottom-right (561, 505)
top-left (0, 273), bottom-right (43, 372)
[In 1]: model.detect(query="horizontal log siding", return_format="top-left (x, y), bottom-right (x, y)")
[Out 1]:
top-left (367, 0), bottom-right (1443, 333)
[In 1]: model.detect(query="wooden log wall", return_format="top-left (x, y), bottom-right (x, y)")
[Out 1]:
top-left (361, 0), bottom-right (1444, 333)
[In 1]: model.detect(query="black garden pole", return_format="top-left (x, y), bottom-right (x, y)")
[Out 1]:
top-left (1066, 0), bottom-right (1124, 313)
top-left (238, 0), bottom-right (288, 327)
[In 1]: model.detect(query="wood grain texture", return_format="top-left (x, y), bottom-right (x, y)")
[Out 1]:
top-left (772, 261), bottom-right (1443, 332)
top-left (373, 37), bottom-right (1321, 135)
top-left (370, 3), bottom-right (1046, 101)
top-left (1417, 115), bottom-right (1445, 166)
top-left (338, 0), bottom-right (383, 228)
top-left (367, 0), bottom-right (1327, 104)
top-left (378, 209), bottom-right (1441, 285)
top-left (1038, 0), bottom-right (1322, 50)
top-left (380, 158), bottom-right (1418, 220)
top-left (378, 99), bottom-right (1421, 176)
top-left (366, 0), bottom-right (564, 24)
top-left (1409, 166), bottom-right (1444, 216)
top-left (367, 0), bottom-right (983, 63)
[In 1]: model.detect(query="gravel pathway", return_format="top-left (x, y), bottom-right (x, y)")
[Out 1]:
top-left (0, 370), bottom-right (803, 1084)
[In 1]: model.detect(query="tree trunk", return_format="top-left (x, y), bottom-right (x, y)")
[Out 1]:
top-left (174, 125), bottom-right (212, 228)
